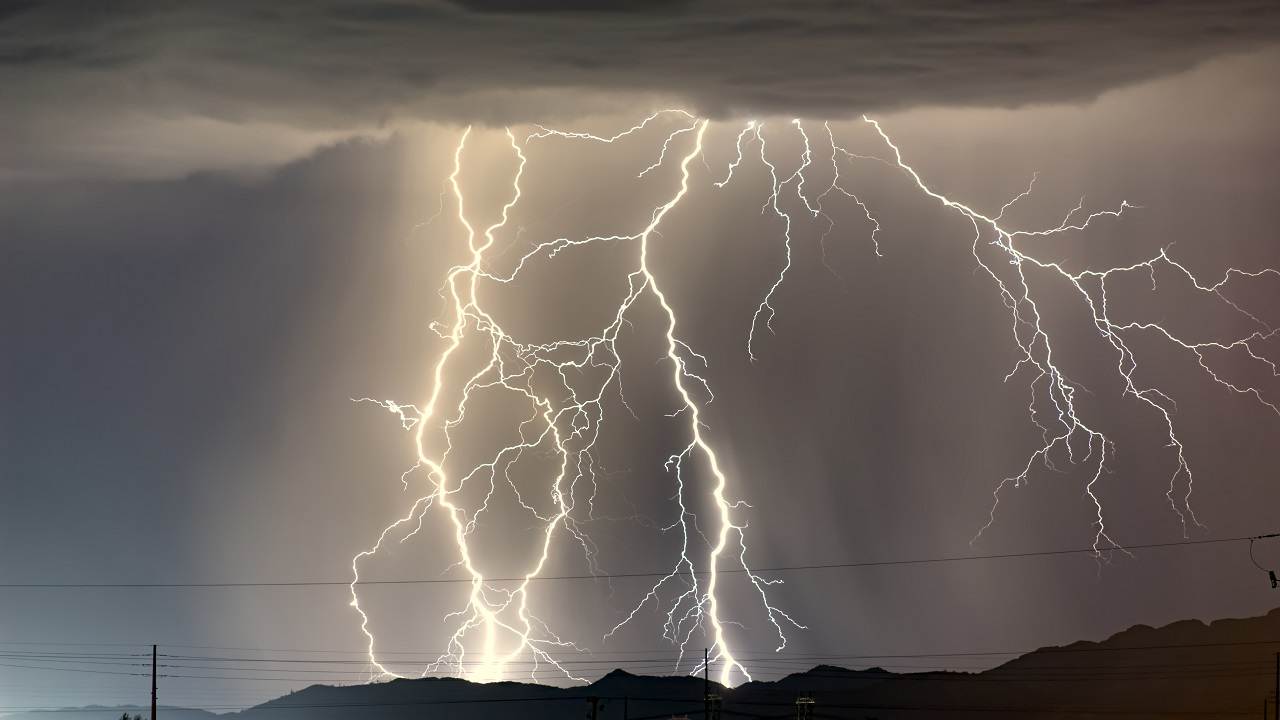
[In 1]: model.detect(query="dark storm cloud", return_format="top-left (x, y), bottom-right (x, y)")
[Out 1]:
top-left (446, 0), bottom-right (693, 13)
top-left (2, 1), bottom-right (1279, 141)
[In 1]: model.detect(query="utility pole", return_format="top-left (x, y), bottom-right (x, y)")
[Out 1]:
top-left (150, 645), bottom-right (157, 720)
top-left (1273, 652), bottom-right (1278, 720)
top-left (706, 645), bottom-right (716, 717)
top-left (702, 648), bottom-right (720, 720)
top-left (795, 692), bottom-right (816, 720)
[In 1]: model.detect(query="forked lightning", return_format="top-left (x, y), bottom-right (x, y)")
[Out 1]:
top-left (350, 111), bottom-right (1280, 687)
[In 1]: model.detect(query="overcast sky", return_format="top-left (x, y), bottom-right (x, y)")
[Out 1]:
top-left (2, 2), bottom-right (1280, 712)
top-left (4, 0), bottom-right (1280, 178)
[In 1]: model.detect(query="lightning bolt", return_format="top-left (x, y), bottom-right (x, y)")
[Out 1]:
top-left (352, 115), bottom-right (801, 687)
top-left (351, 127), bottom-right (587, 684)
top-left (857, 115), bottom-right (1279, 553)
top-left (350, 111), bottom-right (1279, 688)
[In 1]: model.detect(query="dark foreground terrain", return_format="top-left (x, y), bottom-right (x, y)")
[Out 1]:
top-left (13, 607), bottom-right (1280, 720)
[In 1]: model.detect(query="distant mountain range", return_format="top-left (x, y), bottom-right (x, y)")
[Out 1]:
top-left (10, 607), bottom-right (1280, 720)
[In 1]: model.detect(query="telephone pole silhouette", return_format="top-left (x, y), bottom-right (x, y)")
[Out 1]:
top-left (794, 692), bottom-right (816, 720)
top-left (703, 648), bottom-right (720, 720)
top-left (704, 648), bottom-right (710, 720)
top-left (150, 645), bottom-right (157, 720)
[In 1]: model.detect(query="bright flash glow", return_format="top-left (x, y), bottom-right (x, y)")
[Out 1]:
top-left (350, 112), bottom-right (1280, 688)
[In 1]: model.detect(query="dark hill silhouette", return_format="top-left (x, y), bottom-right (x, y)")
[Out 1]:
top-left (0, 707), bottom-right (218, 720)
top-left (9, 608), bottom-right (1279, 720)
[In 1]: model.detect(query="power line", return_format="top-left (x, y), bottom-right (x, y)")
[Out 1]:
top-left (0, 662), bottom-right (148, 678)
top-left (0, 533), bottom-right (1270, 589)
top-left (734, 699), bottom-right (1261, 717)
top-left (0, 696), bottom-right (690, 712)
top-left (5, 643), bottom-right (1280, 684)
top-left (8, 636), bottom-right (1280, 665)
top-left (3, 663), bottom-right (1272, 684)
top-left (0, 695), bottom-right (1260, 716)
top-left (161, 638), bottom-right (1280, 660)
top-left (7, 651), bottom-right (1275, 673)
top-left (6, 636), bottom-right (1280, 695)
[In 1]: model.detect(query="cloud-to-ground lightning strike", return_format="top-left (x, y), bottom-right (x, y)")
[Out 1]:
top-left (351, 114), bottom-right (801, 687)
top-left (351, 111), bottom-right (1280, 688)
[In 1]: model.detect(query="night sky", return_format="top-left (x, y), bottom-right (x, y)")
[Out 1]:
top-left (3, 1), bottom-right (1280, 712)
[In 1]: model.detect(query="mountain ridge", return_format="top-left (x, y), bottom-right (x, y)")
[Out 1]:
top-left (8, 607), bottom-right (1278, 720)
